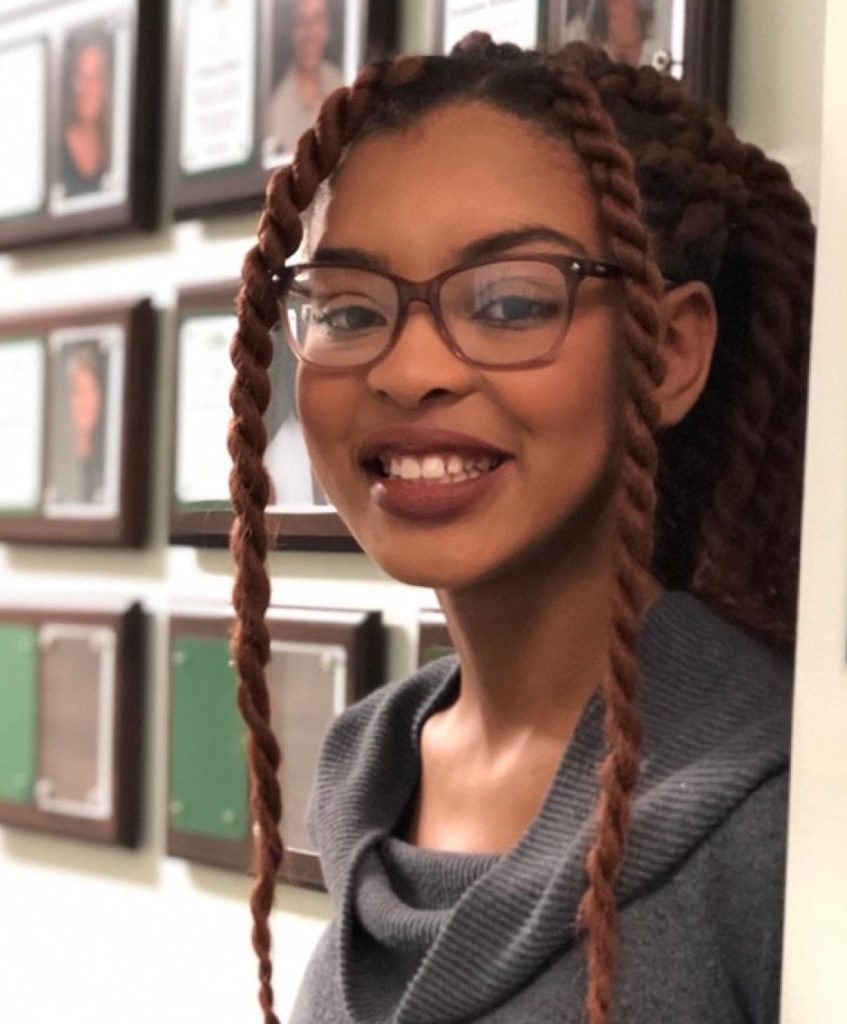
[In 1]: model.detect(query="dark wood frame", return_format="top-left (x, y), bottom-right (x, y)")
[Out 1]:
top-left (169, 0), bottom-right (398, 218)
top-left (169, 281), bottom-right (357, 551)
top-left (417, 608), bottom-right (454, 666)
top-left (0, 299), bottom-right (156, 547)
top-left (166, 605), bottom-right (384, 888)
top-left (0, 603), bottom-right (145, 846)
top-left (0, 0), bottom-right (164, 251)
top-left (434, 0), bottom-right (732, 110)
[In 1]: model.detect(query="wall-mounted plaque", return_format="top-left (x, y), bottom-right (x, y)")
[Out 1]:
top-left (434, 0), bottom-right (731, 110)
top-left (0, 300), bottom-right (156, 547)
top-left (170, 282), bottom-right (355, 550)
top-left (170, 0), bottom-right (397, 217)
top-left (0, 0), bottom-right (163, 250)
top-left (167, 605), bottom-right (383, 887)
top-left (0, 604), bottom-right (145, 846)
top-left (417, 609), bottom-right (455, 666)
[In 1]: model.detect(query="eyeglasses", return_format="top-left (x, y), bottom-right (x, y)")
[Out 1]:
top-left (273, 254), bottom-right (623, 370)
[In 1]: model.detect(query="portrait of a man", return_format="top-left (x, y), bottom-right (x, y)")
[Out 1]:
top-left (561, 0), bottom-right (674, 71)
top-left (263, 0), bottom-right (345, 161)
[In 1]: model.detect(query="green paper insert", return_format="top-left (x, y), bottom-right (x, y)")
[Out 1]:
top-left (0, 623), bottom-right (38, 803)
top-left (169, 634), bottom-right (249, 840)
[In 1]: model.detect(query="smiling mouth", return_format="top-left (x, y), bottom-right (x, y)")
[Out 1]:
top-left (366, 451), bottom-right (508, 485)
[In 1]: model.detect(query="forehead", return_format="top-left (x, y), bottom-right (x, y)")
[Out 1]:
top-left (315, 102), bottom-right (603, 276)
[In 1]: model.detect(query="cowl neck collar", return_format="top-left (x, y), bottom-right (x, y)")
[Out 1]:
top-left (309, 592), bottom-right (792, 1024)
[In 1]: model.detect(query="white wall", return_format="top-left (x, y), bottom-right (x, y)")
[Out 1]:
top-left (0, 2), bottom-right (837, 1022)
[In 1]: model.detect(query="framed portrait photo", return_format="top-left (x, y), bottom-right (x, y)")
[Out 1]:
top-left (0, 300), bottom-right (156, 547)
top-left (0, 603), bottom-right (145, 846)
top-left (166, 605), bottom-right (383, 887)
top-left (0, 0), bottom-right (163, 251)
top-left (171, 0), bottom-right (392, 217)
top-left (170, 282), bottom-right (355, 550)
top-left (550, 0), bottom-right (732, 109)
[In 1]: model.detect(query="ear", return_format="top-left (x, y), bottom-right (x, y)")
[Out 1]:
top-left (655, 281), bottom-right (718, 429)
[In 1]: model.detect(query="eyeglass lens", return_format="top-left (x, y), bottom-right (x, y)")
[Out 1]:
top-left (283, 261), bottom-right (572, 368)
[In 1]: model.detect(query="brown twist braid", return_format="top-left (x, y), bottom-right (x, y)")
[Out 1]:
top-left (228, 55), bottom-right (424, 1024)
top-left (548, 64), bottom-right (663, 1024)
top-left (577, 46), bottom-right (813, 651)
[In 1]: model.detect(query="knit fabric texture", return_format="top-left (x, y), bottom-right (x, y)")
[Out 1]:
top-left (289, 591), bottom-right (792, 1023)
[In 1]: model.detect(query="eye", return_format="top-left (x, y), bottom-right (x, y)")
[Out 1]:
top-left (472, 292), bottom-right (563, 329)
top-left (313, 302), bottom-right (388, 333)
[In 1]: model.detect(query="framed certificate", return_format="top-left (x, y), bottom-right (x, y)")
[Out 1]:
top-left (0, 0), bottom-right (163, 250)
top-left (167, 605), bottom-right (383, 887)
top-left (0, 300), bottom-right (156, 547)
top-left (170, 282), bottom-right (356, 550)
top-left (0, 603), bottom-right (145, 846)
top-left (171, 0), bottom-right (393, 217)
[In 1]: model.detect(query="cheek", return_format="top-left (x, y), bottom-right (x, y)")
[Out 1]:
top-left (296, 368), bottom-right (361, 492)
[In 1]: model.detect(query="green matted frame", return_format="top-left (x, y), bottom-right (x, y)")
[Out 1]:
top-left (169, 281), bottom-right (357, 551)
top-left (169, 0), bottom-right (399, 219)
top-left (0, 603), bottom-right (145, 846)
top-left (0, 299), bottom-right (156, 547)
top-left (166, 604), bottom-right (383, 889)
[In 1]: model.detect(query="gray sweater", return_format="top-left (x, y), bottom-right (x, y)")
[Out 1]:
top-left (290, 591), bottom-right (792, 1023)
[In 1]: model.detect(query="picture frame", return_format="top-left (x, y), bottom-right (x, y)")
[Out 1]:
top-left (0, 300), bottom-right (156, 547)
top-left (170, 282), bottom-right (356, 551)
top-left (434, 0), bottom-right (732, 110)
top-left (0, 0), bottom-right (163, 251)
top-left (166, 605), bottom-right (384, 888)
top-left (170, 0), bottom-right (397, 218)
top-left (0, 603), bottom-right (145, 846)
top-left (417, 609), bottom-right (455, 666)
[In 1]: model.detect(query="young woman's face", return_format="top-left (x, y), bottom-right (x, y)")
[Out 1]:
top-left (297, 101), bottom-right (625, 589)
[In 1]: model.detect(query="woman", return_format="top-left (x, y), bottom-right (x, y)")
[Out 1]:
top-left (228, 36), bottom-right (812, 1024)
top-left (60, 29), bottom-right (112, 197)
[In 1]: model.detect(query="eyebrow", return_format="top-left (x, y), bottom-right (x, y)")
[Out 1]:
top-left (310, 225), bottom-right (592, 272)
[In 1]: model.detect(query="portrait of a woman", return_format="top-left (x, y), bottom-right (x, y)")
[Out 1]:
top-left (228, 34), bottom-right (812, 1024)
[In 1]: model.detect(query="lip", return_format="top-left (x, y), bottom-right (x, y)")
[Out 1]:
top-left (358, 426), bottom-right (512, 464)
top-left (357, 426), bottom-right (514, 522)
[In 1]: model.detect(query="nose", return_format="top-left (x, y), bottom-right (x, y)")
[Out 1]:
top-left (365, 300), bottom-right (476, 410)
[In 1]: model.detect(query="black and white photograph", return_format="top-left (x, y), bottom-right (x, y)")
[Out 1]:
top-left (44, 325), bottom-right (124, 518)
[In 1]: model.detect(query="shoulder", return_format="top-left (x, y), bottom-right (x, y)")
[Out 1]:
top-left (638, 591), bottom-right (793, 764)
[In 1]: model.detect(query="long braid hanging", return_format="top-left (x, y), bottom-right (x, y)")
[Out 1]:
top-left (548, 62), bottom-right (664, 1024)
top-left (228, 55), bottom-right (424, 1023)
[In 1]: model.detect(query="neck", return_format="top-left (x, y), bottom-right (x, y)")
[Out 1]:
top-left (438, 535), bottom-right (615, 752)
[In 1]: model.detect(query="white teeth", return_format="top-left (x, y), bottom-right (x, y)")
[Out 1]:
top-left (421, 455), bottom-right (446, 479)
top-left (377, 451), bottom-right (502, 483)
